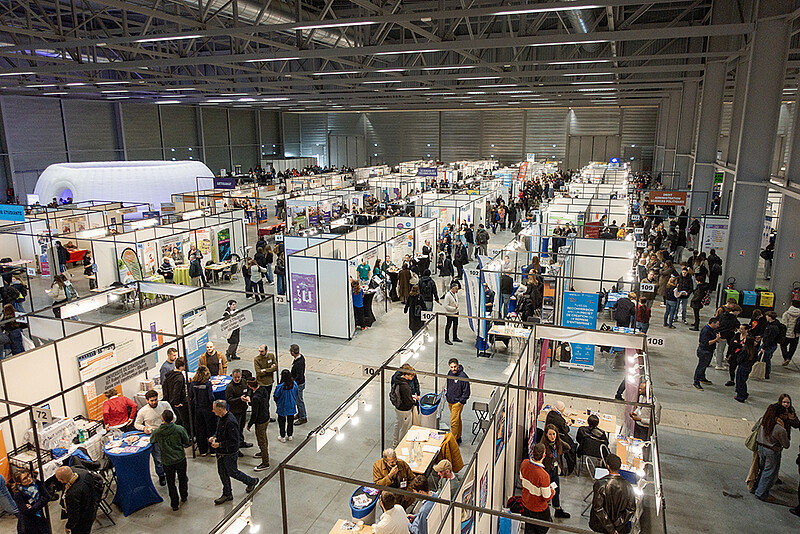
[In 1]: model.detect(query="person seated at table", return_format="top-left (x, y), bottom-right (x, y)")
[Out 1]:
top-left (157, 256), bottom-right (175, 280)
top-left (134, 390), bottom-right (171, 486)
top-left (372, 449), bottom-right (415, 509)
top-left (545, 401), bottom-right (577, 466)
top-left (63, 241), bottom-right (77, 250)
top-left (102, 388), bottom-right (137, 432)
top-left (11, 468), bottom-right (51, 534)
top-left (407, 475), bottom-right (438, 534)
top-left (576, 415), bottom-right (610, 458)
top-left (589, 454), bottom-right (636, 534)
top-left (199, 341), bottom-right (227, 377)
top-left (373, 491), bottom-right (411, 534)
top-left (433, 460), bottom-right (461, 494)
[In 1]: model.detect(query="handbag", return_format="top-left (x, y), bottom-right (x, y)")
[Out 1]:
top-left (749, 360), bottom-right (766, 380)
top-left (745, 428), bottom-right (758, 452)
top-left (21, 333), bottom-right (35, 351)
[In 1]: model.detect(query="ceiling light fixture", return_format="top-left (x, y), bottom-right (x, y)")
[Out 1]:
top-left (26, 83), bottom-right (56, 88)
top-left (374, 49), bottom-right (440, 56)
top-left (562, 72), bottom-right (614, 76)
top-left (376, 68), bottom-right (405, 73)
top-left (96, 81), bottom-right (128, 85)
top-left (530, 40), bottom-right (607, 47)
top-left (261, 97), bottom-right (290, 101)
top-left (136, 34), bottom-right (202, 43)
top-left (155, 100), bottom-right (181, 104)
top-left (0, 72), bottom-right (34, 76)
top-left (362, 80), bottom-right (402, 84)
top-left (422, 65), bottom-right (475, 71)
top-left (550, 59), bottom-right (612, 65)
top-left (458, 76), bottom-right (501, 81)
top-left (295, 21), bottom-right (376, 30)
top-left (313, 71), bottom-right (359, 76)
top-left (478, 84), bottom-right (518, 88)
top-left (244, 56), bottom-right (299, 63)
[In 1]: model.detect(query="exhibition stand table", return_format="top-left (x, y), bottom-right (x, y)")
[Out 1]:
top-left (104, 432), bottom-right (163, 516)
top-left (204, 260), bottom-right (236, 284)
top-left (538, 407), bottom-right (618, 435)
top-left (172, 265), bottom-right (191, 285)
top-left (211, 375), bottom-right (233, 400)
top-left (395, 425), bottom-right (445, 476)
top-left (487, 324), bottom-right (531, 356)
top-left (142, 274), bottom-right (166, 301)
top-left (330, 519), bottom-right (374, 533)
top-left (66, 248), bottom-right (88, 264)
top-left (387, 270), bottom-right (400, 301)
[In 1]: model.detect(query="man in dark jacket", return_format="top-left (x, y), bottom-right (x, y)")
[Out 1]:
top-left (223, 300), bottom-right (241, 360)
top-left (675, 266), bottom-right (694, 324)
top-left (55, 466), bottom-right (99, 534)
top-left (576, 414), bottom-right (609, 457)
top-left (714, 304), bottom-right (741, 370)
top-left (210, 400), bottom-right (259, 504)
top-left (499, 273), bottom-right (514, 318)
top-left (54, 241), bottom-right (69, 273)
top-left (150, 410), bottom-right (191, 510)
top-left (445, 359), bottom-right (470, 444)
top-left (475, 224), bottom-right (489, 257)
top-left (761, 311), bottom-right (782, 380)
top-left (225, 370), bottom-right (252, 449)
top-left (162, 357), bottom-right (190, 431)
top-left (391, 367), bottom-right (418, 446)
top-left (246, 379), bottom-right (271, 471)
top-left (290, 344), bottom-right (307, 425)
top-left (589, 454), bottom-right (636, 534)
top-left (418, 269), bottom-right (439, 311)
top-left (613, 293), bottom-right (636, 328)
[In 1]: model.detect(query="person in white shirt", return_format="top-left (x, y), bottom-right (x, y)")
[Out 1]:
top-left (134, 390), bottom-right (171, 486)
top-left (373, 491), bottom-right (411, 534)
top-left (443, 282), bottom-right (462, 345)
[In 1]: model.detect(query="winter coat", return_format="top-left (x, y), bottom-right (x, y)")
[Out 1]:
top-left (273, 382), bottom-right (299, 417)
top-left (398, 268), bottom-right (412, 302)
top-left (418, 275), bottom-right (439, 303)
top-left (657, 266), bottom-right (676, 297)
top-left (781, 305), bottom-right (800, 339)
top-left (188, 380), bottom-right (215, 412)
top-left (444, 290), bottom-right (459, 315)
top-left (150, 421), bottom-right (190, 466)
top-left (162, 369), bottom-right (188, 408)
top-left (445, 365), bottom-right (470, 404)
top-left (405, 293), bottom-right (424, 332)
top-left (13, 480), bottom-right (51, 534)
top-left (391, 375), bottom-right (416, 411)
top-left (248, 386), bottom-right (271, 426)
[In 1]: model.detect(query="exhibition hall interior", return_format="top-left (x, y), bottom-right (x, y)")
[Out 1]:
top-left (0, 1), bottom-right (799, 533)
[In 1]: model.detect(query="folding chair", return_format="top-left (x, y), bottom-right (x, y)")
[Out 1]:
top-left (471, 401), bottom-right (489, 444)
top-left (581, 444), bottom-right (610, 517)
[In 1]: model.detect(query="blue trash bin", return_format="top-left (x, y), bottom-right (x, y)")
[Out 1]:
top-left (350, 486), bottom-right (379, 524)
top-left (419, 392), bottom-right (440, 428)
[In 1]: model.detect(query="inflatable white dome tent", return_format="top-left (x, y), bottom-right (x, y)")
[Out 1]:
top-left (33, 160), bottom-right (215, 208)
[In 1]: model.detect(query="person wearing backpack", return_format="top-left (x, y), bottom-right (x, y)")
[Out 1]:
top-left (780, 300), bottom-right (800, 365)
top-left (390, 367), bottom-right (417, 447)
top-left (418, 269), bottom-right (439, 312)
top-left (689, 274), bottom-right (710, 331)
top-left (761, 312), bottom-right (782, 380)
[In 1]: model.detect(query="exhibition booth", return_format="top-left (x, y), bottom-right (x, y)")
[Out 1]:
top-left (209, 318), bottom-right (664, 534)
top-left (286, 216), bottom-right (437, 339)
top-left (420, 192), bottom-right (492, 229)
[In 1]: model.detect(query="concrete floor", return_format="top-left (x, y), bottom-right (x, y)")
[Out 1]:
top-left (2, 227), bottom-right (798, 533)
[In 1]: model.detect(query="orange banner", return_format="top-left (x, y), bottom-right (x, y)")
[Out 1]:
top-left (0, 430), bottom-right (8, 481)
top-left (648, 191), bottom-right (687, 206)
top-left (517, 162), bottom-right (529, 181)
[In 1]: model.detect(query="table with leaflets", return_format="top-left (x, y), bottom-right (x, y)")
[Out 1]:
top-left (104, 431), bottom-right (163, 516)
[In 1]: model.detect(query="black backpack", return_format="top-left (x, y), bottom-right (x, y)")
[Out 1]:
top-left (389, 383), bottom-right (401, 409)
top-left (776, 321), bottom-right (787, 345)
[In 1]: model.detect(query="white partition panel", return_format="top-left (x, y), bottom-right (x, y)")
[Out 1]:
top-left (492, 393), bottom-right (508, 533)
top-left (28, 316), bottom-right (65, 341)
top-left (93, 240), bottom-right (118, 287)
top-left (55, 328), bottom-right (105, 418)
top-left (474, 432), bottom-right (494, 534)
top-left (318, 259), bottom-right (352, 338)
top-left (288, 256), bottom-right (320, 335)
top-left (173, 290), bottom-right (205, 329)
top-left (0, 233), bottom-right (20, 260)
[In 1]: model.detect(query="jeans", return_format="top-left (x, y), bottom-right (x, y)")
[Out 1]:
top-left (691, 306), bottom-right (701, 328)
top-left (277, 273), bottom-right (286, 295)
top-left (755, 445), bottom-right (781, 500)
top-left (295, 382), bottom-right (307, 420)
top-left (244, 276), bottom-right (252, 297)
top-left (715, 337), bottom-right (728, 368)
top-left (445, 316), bottom-right (459, 341)
top-left (252, 280), bottom-right (265, 301)
top-left (233, 411), bottom-right (247, 443)
top-left (781, 337), bottom-right (799, 362)
top-left (448, 401), bottom-right (464, 440)
top-left (635, 321), bottom-right (649, 334)
top-left (151, 442), bottom-right (165, 477)
top-left (163, 459), bottom-right (188, 508)
top-left (265, 264), bottom-right (274, 283)
top-left (677, 297), bottom-right (688, 322)
top-left (277, 415), bottom-right (294, 438)
top-left (216, 453), bottom-right (257, 497)
top-left (663, 301), bottom-right (677, 327)
top-left (12, 301), bottom-right (23, 313)
top-left (393, 408), bottom-right (412, 446)
top-left (500, 293), bottom-right (512, 317)
top-left (0, 474), bottom-right (18, 516)
top-left (549, 470), bottom-right (561, 509)
top-left (693, 349), bottom-right (713, 385)
top-left (761, 345), bottom-right (777, 379)
top-left (735, 363), bottom-right (751, 401)
top-left (254, 422), bottom-right (269, 464)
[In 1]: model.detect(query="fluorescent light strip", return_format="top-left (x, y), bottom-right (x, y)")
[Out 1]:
top-left (493, 5), bottom-right (602, 16)
top-left (43, 91), bottom-right (67, 95)
top-left (136, 34), bottom-right (202, 43)
top-left (362, 80), bottom-right (402, 84)
top-left (466, 91), bottom-right (486, 95)
top-left (562, 72), bottom-right (613, 76)
top-left (458, 76), bottom-right (500, 81)
top-left (530, 40), bottom-right (606, 47)
top-left (26, 83), bottom-right (56, 88)
top-left (479, 84), bottom-right (518, 88)
top-left (165, 87), bottom-right (194, 91)
top-left (376, 68), bottom-right (405, 73)
top-left (298, 100), bottom-right (321, 103)
top-left (221, 93), bottom-right (249, 96)
top-left (0, 72), bottom-right (34, 76)
top-left (374, 49), bottom-right (439, 56)
top-left (206, 99), bottom-right (234, 103)
top-left (551, 59), bottom-right (613, 65)
top-left (65, 82), bottom-right (87, 86)
top-left (155, 100), bottom-right (181, 104)
top-left (498, 90), bottom-right (533, 94)
top-left (261, 97), bottom-right (290, 101)
top-left (313, 71), bottom-right (359, 76)
top-left (424, 92), bottom-right (455, 96)
top-left (394, 87), bottom-right (428, 91)
top-left (96, 81), bottom-right (127, 85)
top-left (244, 57), bottom-right (299, 63)
top-left (101, 90), bottom-right (129, 93)
top-left (422, 65), bottom-right (475, 71)
top-left (571, 81), bottom-right (614, 85)
top-left (295, 21), bottom-right (376, 30)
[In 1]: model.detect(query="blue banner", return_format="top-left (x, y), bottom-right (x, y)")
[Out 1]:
top-left (417, 167), bottom-right (438, 177)
top-left (561, 292), bottom-right (600, 370)
top-left (142, 210), bottom-right (160, 219)
top-left (213, 176), bottom-right (237, 189)
top-left (0, 204), bottom-right (25, 222)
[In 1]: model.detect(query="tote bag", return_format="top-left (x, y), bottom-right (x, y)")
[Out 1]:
top-left (750, 361), bottom-right (766, 380)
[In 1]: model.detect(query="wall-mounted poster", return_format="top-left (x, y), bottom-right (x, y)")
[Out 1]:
top-left (182, 306), bottom-right (208, 372)
top-left (137, 241), bottom-right (158, 275)
top-left (478, 467), bottom-right (488, 520)
top-left (291, 273), bottom-right (318, 313)
top-left (78, 343), bottom-right (117, 421)
top-left (460, 480), bottom-right (475, 534)
top-left (217, 228), bottom-right (231, 261)
top-left (495, 401), bottom-right (506, 463)
top-left (192, 228), bottom-right (212, 259)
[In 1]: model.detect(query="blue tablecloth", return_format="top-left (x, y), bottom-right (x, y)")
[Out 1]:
top-left (211, 375), bottom-right (232, 400)
top-left (104, 432), bottom-right (162, 516)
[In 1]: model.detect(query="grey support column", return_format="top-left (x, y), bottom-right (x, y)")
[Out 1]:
top-left (662, 90), bottom-right (681, 181)
top-left (690, 62), bottom-right (726, 217)
top-left (653, 101), bottom-right (667, 174)
top-left (723, 3), bottom-right (791, 289)
top-left (720, 58), bottom-right (749, 215)
top-left (674, 80), bottom-right (699, 189)
top-left (770, 87), bottom-right (800, 312)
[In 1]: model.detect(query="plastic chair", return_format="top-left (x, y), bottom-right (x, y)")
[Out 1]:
top-left (471, 401), bottom-right (489, 444)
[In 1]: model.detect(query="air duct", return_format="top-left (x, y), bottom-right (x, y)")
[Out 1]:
top-left (176, 0), bottom-right (356, 48)
top-left (564, 1), bottom-right (602, 53)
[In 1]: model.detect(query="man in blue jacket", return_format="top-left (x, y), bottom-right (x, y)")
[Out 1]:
top-left (445, 358), bottom-right (470, 444)
top-left (694, 316), bottom-right (722, 390)
top-left (210, 400), bottom-right (259, 504)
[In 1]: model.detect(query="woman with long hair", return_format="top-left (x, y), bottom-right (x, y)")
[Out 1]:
top-left (351, 279), bottom-right (366, 330)
top-left (2, 303), bottom-right (24, 355)
top-left (273, 369), bottom-right (298, 442)
top-left (537, 423), bottom-right (570, 518)
top-left (11, 468), bottom-right (51, 534)
top-left (264, 245), bottom-right (274, 284)
top-left (404, 285), bottom-right (424, 334)
top-left (752, 403), bottom-right (789, 502)
top-left (47, 274), bottom-right (68, 318)
top-left (777, 393), bottom-right (800, 443)
top-left (188, 365), bottom-right (215, 456)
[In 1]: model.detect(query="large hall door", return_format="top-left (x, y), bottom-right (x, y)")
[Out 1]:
top-left (567, 135), bottom-right (621, 168)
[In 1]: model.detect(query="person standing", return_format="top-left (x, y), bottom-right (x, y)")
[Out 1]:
top-left (222, 300), bottom-right (241, 361)
top-left (54, 466), bottom-right (99, 534)
top-left (753, 403), bottom-right (789, 503)
top-left (199, 341), bottom-right (228, 377)
top-left (630, 382), bottom-right (661, 440)
top-left (352, 280), bottom-right (366, 331)
top-left (588, 454), bottom-right (636, 534)
top-left (289, 344), bottom-right (307, 425)
top-left (11, 469), bottom-right (50, 534)
top-left (733, 335), bottom-right (757, 402)
top-left (210, 400), bottom-right (259, 505)
top-left (225, 370), bottom-right (253, 450)
top-left (613, 292), bottom-right (636, 329)
top-left (520, 443), bottom-right (555, 534)
top-left (134, 390), bottom-right (170, 486)
top-left (781, 300), bottom-right (800, 365)
top-left (54, 241), bottom-right (69, 274)
top-left (162, 357), bottom-right (190, 430)
top-left (390, 366), bottom-right (418, 447)
top-left (189, 253), bottom-right (203, 287)
top-left (714, 304), bottom-right (741, 370)
top-left (246, 378), bottom-right (271, 471)
top-left (150, 410), bottom-right (191, 511)
top-left (694, 315), bottom-right (722, 390)
top-left (159, 347), bottom-right (179, 385)
top-left (253, 344), bottom-right (278, 422)
top-left (418, 269), bottom-right (439, 312)
top-left (538, 424), bottom-right (570, 519)
top-left (188, 365), bottom-right (216, 456)
top-left (465, 225), bottom-right (475, 261)
top-left (761, 311), bottom-right (781, 380)
top-left (443, 282), bottom-right (462, 345)
top-left (475, 224), bottom-right (489, 258)
top-left (273, 369), bottom-right (299, 442)
top-left (445, 358), bottom-right (470, 444)
top-left (405, 286), bottom-right (424, 334)
top-left (689, 274), bottom-right (709, 331)
top-left (101, 388), bottom-right (137, 432)
top-left (675, 265), bottom-right (693, 324)
top-left (274, 253), bottom-right (286, 296)
top-left (635, 297), bottom-right (651, 334)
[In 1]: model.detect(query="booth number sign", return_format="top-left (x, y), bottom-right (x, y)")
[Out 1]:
top-left (362, 365), bottom-right (378, 377)
top-left (640, 282), bottom-right (656, 293)
top-left (275, 295), bottom-right (287, 304)
top-left (33, 406), bottom-right (53, 425)
top-left (421, 310), bottom-right (436, 322)
top-left (636, 240), bottom-right (648, 248)
top-left (647, 335), bottom-right (665, 347)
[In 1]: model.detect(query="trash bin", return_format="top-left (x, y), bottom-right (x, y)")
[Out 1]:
top-left (350, 486), bottom-right (379, 524)
top-left (419, 392), bottom-right (440, 429)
